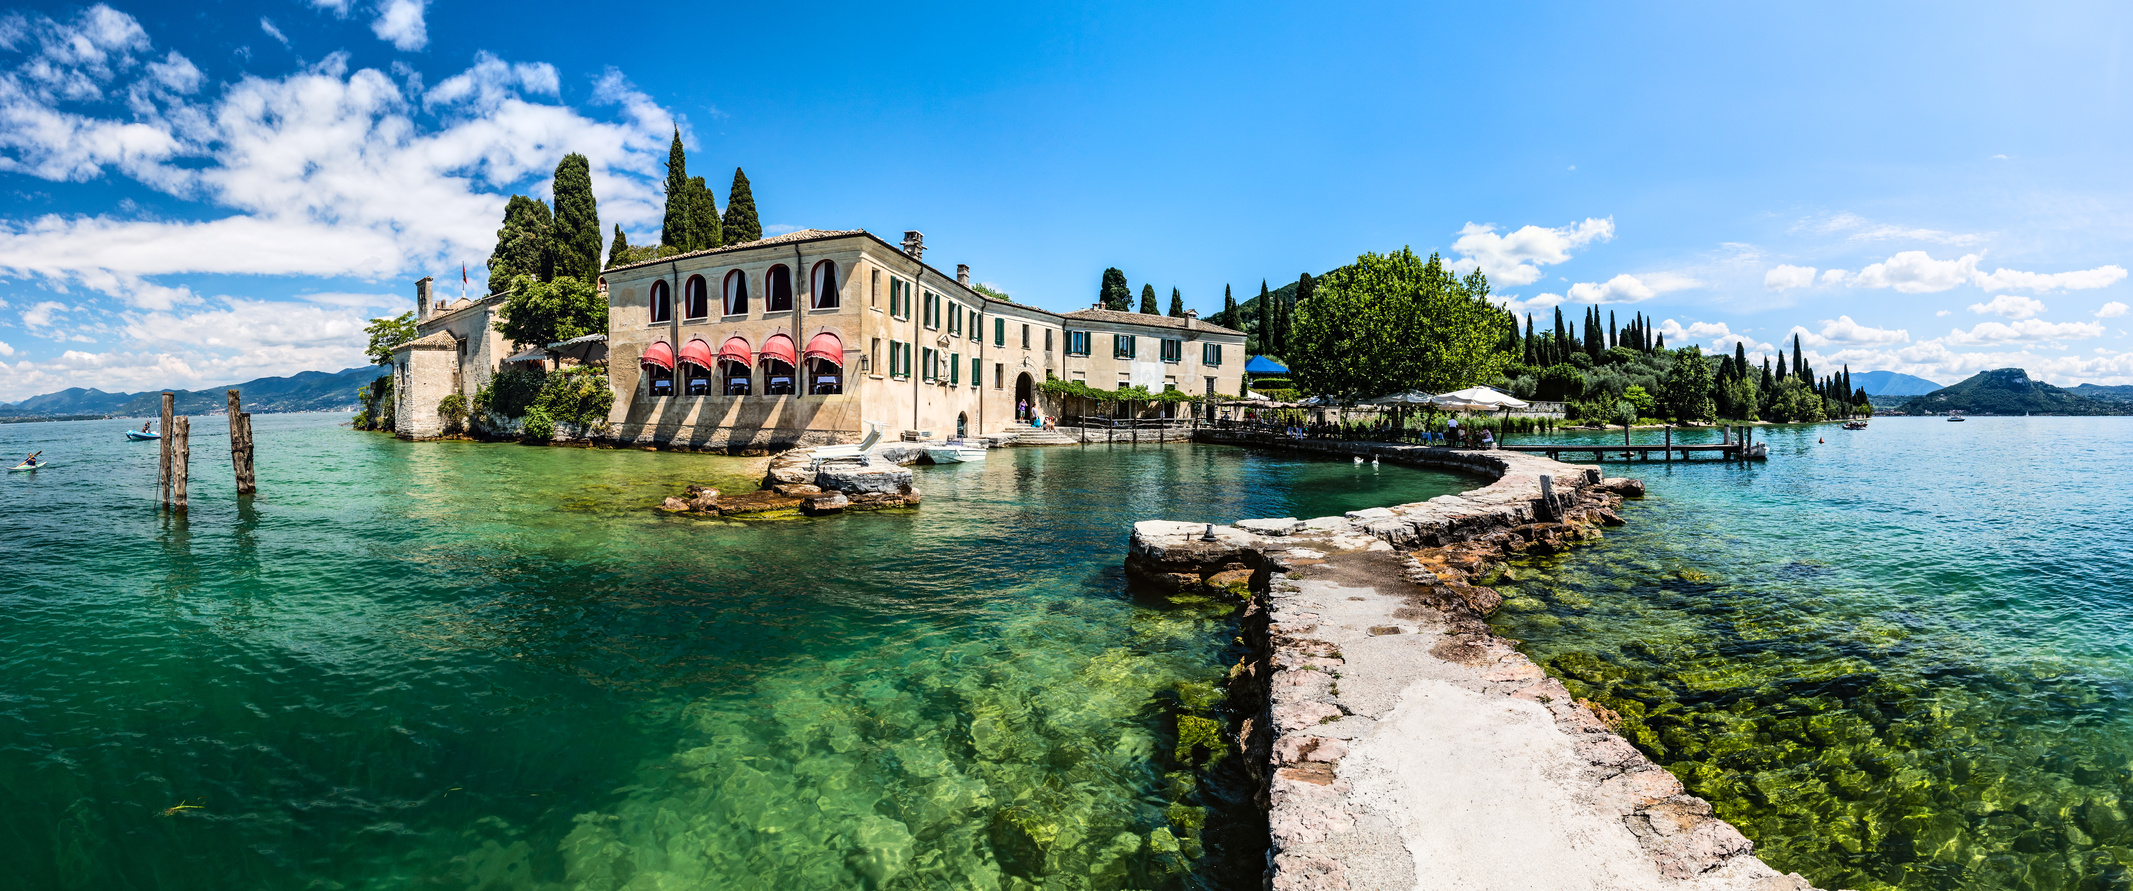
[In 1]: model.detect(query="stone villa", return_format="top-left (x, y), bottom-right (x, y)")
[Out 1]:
top-left (391, 229), bottom-right (1248, 448)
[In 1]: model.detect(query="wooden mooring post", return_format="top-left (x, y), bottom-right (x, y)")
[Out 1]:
top-left (158, 392), bottom-right (175, 507)
top-left (1664, 425), bottom-right (1673, 461)
top-left (227, 389), bottom-right (256, 495)
top-left (171, 416), bottom-right (190, 513)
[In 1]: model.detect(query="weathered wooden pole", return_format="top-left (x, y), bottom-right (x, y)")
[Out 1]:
top-left (1664, 424), bottom-right (1673, 461)
top-left (158, 392), bottom-right (175, 507)
top-left (227, 389), bottom-right (256, 495)
top-left (171, 416), bottom-right (190, 513)
top-left (1539, 473), bottom-right (1556, 520)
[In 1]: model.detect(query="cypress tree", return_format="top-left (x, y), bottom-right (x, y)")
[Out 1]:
top-left (689, 176), bottom-right (720, 250)
top-left (1139, 283), bottom-right (1158, 314)
top-left (1655, 332), bottom-right (1665, 349)
top-left (1168, 287), bottom-right (1187, 318)
top-left (606, 224), bottom-right (630, 269)
top-left (1609, 311), bottom-right (1618, 349)
top-left (1100, 268), bottom-right (1131, 310)
top-left (1296, 272), bottom-right (1316, 305)
top-left (1523, 314), bottom-right (1536, 366)
top-left (1221, 285), bottom-right (1237, 329)
top-left (660, 129), bottom-right (690, 250)
top-left (487, 194), bottom-right (554, 290)
top-left (1792, 334), bottom-right (1806, 379)
top-left (549, 153), bottom-right (602, 284)
top-left (1552, 307), bottom-right (1568, 364)
top-left (1734, 342), bottom-right (1748, 377)
top-left (1256, 281), bottom-right (1272, 354)
top-left (1775, 348), bottom-right (1788, 380)
top-left (721, 167), bottom-right (761, 244)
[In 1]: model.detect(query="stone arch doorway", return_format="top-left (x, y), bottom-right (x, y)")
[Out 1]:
top-left (1015, 372), bottom-right (1035, 421)
top-left (956, 412), bottom-right (968, 438)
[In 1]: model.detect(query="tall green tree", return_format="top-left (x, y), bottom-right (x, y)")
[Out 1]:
top-left (1288, 247), bottom-right (1512, 399)
top-left (660, 129), bottom-right (691, 250)
top-left (487, 194), bottom-right (553, 291)
top-left (688, 176), bottom-right (720, 250)
top-left (1221, 284), bottom-right (1237, 329)
top-left (549, 154), bottom-right (603, 284)
top-left (1168, 287), bottom-right (1187, 318)
top-left (363, 312), bottom-right (417, 364)
top-left (495, 274), bottom-right (609, 353)
top-left (721, 167), bottom-right (761, 244)
top-left (1099, 268), bottom-right (1131, 310)
top-left (1139, 283), bottom-right (1158, 314)
top-left (1255, 281), bottom-right (1272, 353)
top-left (606, 225), bottom-right (632, 269)
top-left (1662, 346), bottom-right (1716, 421)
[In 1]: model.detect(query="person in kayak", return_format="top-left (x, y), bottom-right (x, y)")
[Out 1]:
top-left (21, 451), bottom-right (41, 467)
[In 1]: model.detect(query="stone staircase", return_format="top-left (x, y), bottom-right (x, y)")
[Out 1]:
top-left (1007, 428), bottom-right (1082, 446)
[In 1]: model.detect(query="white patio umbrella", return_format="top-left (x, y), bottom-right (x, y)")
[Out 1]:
top-left (1432, 386), bottom-right (1529, 409)
top-left (1367, 390), bottom-right (1437, 405)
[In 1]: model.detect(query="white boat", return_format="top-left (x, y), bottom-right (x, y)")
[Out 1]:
top-left (926, 441), bottom-right (988, 463)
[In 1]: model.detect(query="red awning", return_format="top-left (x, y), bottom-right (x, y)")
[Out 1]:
top-left (804, 332), bottom-right (844, 366)
top-left (717, 336), bottom-right (752, 365)
top-left (640, 340), bottom-right (675, 371)
top-left (678, 338), bottom-right (715, 372)
top-left (760, 334), bottom-right (797, 367)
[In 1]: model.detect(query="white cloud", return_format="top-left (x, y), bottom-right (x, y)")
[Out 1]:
top-left (1656, 318), bottom-right (1738, 346)
top-left (1764, 264), bottom-right (1817, 290)
top-left (1967, 295), bottom-right (2047, 319)
top-left (1496, 293), bottom-right (1563, 316)
top-left (0, 341), bottom-right (12, 357)
top-left (1944, 318), bottom-right (2106, 346)
top-left (309, 0), bottom-right (355, 16)
top-left (1789, 316), bottom-right (1909, 349)
top-left (1819, 269), bottom-right (1849, 286)
top-left (1848, 251), bottom-right (1981, 293)
top-left (371, 0), bottom-right (427, 51)
top-left (1564, 271), bottom-right (1694, 305)
top-left (1972, 264), bottom-right (2127, 293)
top-left (1449, 217), bottom-right (1613, 287)
top-left (259, 17), bottom-right (289, 47)
top-left (21, 300), bottom-right (66, 329)
top-left (1809, 213), bottom-right (1988, 247)
top-left (2099, 301), bottom-right (2129, 319)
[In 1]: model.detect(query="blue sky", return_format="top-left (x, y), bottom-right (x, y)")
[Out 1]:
top-left (5, 0), bottom-right (2133, 400)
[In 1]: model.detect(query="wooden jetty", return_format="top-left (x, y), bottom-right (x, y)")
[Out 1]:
top-left (1501, 424), bottom-right (1762, 462)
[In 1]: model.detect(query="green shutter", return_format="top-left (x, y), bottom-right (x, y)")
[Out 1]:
top-left (951, 352), bottom-right (961, 385)
top-left (995, 318), bottom-right (1005, 346)
top-left (971, 356), bottom-right (981, 387)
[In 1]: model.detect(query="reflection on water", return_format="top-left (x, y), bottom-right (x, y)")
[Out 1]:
top-left (0, 414), bottom-right (1474, 889)
top-left (1494, 418), bottom-right (2133, 891)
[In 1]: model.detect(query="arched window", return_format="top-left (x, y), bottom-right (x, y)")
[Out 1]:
top-left (717, 336), bottom-right (752, 396)
top-left (679, 338), bottom-right (715, 395)
top-left (766, 264), bottom-right (793, 312)
top-left (684, 275), bottom-right (708, 319)
top-left (640, 340), bottom-right (675, 396)
top-left (811, 260), bottom-right (840, 310)
top-left (648, 280), bottom-right (672, 323)
top-left (760, 333), bottom-right (798, 395)
top-left (804, 332), bottom-right (843, 394)
top-left (723, 269), bottom-right (749, 316)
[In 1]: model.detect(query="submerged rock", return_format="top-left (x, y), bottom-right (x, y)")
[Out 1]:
top-left (717, 491), bottom-right (806, 517)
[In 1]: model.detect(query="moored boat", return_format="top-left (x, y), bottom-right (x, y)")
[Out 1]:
top-left (925, 441), bottom-right (988, 464)
top-left (1842, 420), bottom-right (1868, 430)
top-left (125, 430), bottom-right (159, 441)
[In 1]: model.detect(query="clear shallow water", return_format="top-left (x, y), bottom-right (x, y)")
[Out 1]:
top-left (1492, 418), bottom-right (2133, 891)
top-left (0, 414), bottom-right (1472, 890)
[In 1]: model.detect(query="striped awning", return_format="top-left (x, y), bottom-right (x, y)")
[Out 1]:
top-left (639, 340), bottom-right (675, 371)
top-left (803, 332), bottom-right (843, 366)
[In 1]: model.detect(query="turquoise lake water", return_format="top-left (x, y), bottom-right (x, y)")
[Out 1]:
top-left (0, 414), bottom-right (1473, 890)
top-left (1493, 418), bottom-right (2133, 891)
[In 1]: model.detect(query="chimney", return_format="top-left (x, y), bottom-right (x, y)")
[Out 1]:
top-left (901, 230), bottom-right (925, 259)
top-left (416, 275), bottom-right (434, 318)
top-left (1186, 309), bottom-right (1199, 324)
top-left (956, 264), bottom-right (970, 287)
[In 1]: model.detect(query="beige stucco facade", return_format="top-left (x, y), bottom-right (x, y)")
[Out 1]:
top-left (389, 276), bottom-right (517, 440)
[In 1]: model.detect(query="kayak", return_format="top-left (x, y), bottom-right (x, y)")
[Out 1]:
top-left (125, 430), bottom-right (159, 440)
top-left (9, 461), bottom-right (48, 472)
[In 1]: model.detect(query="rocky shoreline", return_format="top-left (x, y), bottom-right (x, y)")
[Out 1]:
top-left (1129, 434), bottom-right (1830, 891)
top-left (656, 443), bottom-right (926, 518)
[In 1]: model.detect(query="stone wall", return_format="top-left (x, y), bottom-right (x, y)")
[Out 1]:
top-left (1129, 434), bottom-right (1825, 891)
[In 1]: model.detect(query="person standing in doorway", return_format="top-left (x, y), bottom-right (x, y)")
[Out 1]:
top-left (1018, 398), bottom-right (1028, 421)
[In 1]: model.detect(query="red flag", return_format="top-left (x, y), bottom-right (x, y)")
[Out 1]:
top-left (462, 264), bottom-right (468, 285)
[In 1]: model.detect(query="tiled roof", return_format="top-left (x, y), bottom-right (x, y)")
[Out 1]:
top-left (392, 330), bottom-right (458, 351)
top-left (1061, 307), bottom-right (1245, 336)
top-left (603, 229), bottom-right (867, 274)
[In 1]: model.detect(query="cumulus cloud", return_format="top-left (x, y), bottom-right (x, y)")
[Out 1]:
top-left (371, 0), bottom-right (427, 51)
top-left (1656, 318), bottom-right (1738, 345)
top-left (21, 300), bottom-right (66, 330)
top-left (1564, 271), bottom-right (1695, 305)
top-left (1943, 318), bottom-right (2106, 346)
top-left (1968, 295), bottom-right (2046, 319)
top-left (1972, 264), bottom-right (2127, 293)
top-left (2099, 301), bottom-right (2129, 319)
top-left (1847, 251), bottom-right (1980, 293)
top-left (1788, 316), bottom-right (1909, 350)
top-left (1764, 264), bottom-right (1817, 290)
top-left (309, 0), bottom-right (355, 16)
top-left (0, 341), bottom-right (12, 357)
top-left (1450, 217), bottom-right (1612, 287)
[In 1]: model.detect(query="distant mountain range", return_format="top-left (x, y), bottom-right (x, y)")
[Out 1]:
top-left (1853, 369), bottom-right (1943, 397)
top-left (0, 366), bottom-right (385, 419)
top-left (1895, 368), bottom-right (2133, 416)
top-left (2070, 383), bottom-right (2133, 404)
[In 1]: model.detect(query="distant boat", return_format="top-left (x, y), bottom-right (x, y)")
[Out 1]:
top-left (1842, 420), bottom-right (1868, 430)
top-left (926, 441), bottom-right (988, 464)
top-left (1948, 412), bottom-right (1966, 422)
top-left (125, 430), bottom-right (159, 441)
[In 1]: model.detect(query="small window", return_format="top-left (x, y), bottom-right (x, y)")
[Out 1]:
top-left (723, 270), bottom-right (749, 315)
top-left (871, 268), bottom-right (880, 307)
top-left (811, 260), bottom-right (840, 310)
top-left (1113, 334), bottom-right (1136, 359)
top-left (994, 362), bottom-right (1004, 389)
top-left (1066, 330), bottom-right (1089, 356)
top-left (1021, 324), bottom-right (1030, 349)
top-left (649, 280), bottom-right (672, 323)
top-left (1161, 339), bottom-right (1182, 363)
top-left (766, 264), bottom-right (793, 312)
top-left (922, 347), bottom-right (937, 381)
top-left (870, 337), bottom-right (881, 376)
top-left (924, 291), bottom-right (940, 329)
top-left (1044, 329), bottom-right (1053, 352)
top-left (684, 275), bottom-right (708, 319)
top-left (995, 317), bottom-right (1006, 347)
top-left (1202, 343), bottom-right (1222, 366)
top-left (950, 303), bottom-right (962, 335)
top-left (646, 364), bottom-right (673, 396)
top-left (969, 311), bottom-right (980, 342)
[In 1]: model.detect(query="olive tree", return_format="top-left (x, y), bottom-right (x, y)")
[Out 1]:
top-left (1288, 248), bottom-right (1512, 400)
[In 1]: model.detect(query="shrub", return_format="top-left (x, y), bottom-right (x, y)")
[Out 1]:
top-left (438, 394), bottom-right (468, 434)
top-left (536, 367), bottom-right (614, 433)
top-left (486, 368), bottom-right (545, 419)
top-left (521, 406), bottom-right (556, 441)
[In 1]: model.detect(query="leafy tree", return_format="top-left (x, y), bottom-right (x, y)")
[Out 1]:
top-left (1168, 287), bottom-right (1186, 318)
top-left (1662, 346), bottom-right (1716, 421)
top-left (970, 282), bottom-right (1012, 302)
top-left (1537, 363), bottom-right (1584, 401)
top-left (606, 225), bottom-right (632, 269)
top-left (1288, 247), bottom-right (1512, 400)
top-left (494, 274), bottom-right (608, 353)
top-left (1099, 267), bottom-right (1131, 310)
top-left (363, 311), bottom-right (417, 365)
top-left (1221, 285), bottom-right (1237, 329)
top-left (1139, 283), bottom-right (1158, 314)
top-left (1621, 384), bottom-right (1656, 418)
top-left (721, 167), bottom-right (761, 243)
top-left (550, 154), bottom-right (603, 284)
top-left (487, 195), bottom-right (553, 290)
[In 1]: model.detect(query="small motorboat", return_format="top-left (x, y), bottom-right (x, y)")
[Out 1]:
top-left (1947, 413), bottom-right (1966, 422)
top-left (125, 429), bottom-right (160, 441)
top-left (926, 441), bottom-right (988, 464)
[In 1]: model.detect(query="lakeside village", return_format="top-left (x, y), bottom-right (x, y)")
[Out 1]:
top-left (348, 144), bottom-right (1877, 509)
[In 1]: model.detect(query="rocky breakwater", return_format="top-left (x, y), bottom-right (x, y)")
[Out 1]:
top-left (659, 445), bottom-right (925, 518)
top-left (1126, 444), bottom-right (1826, 891)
